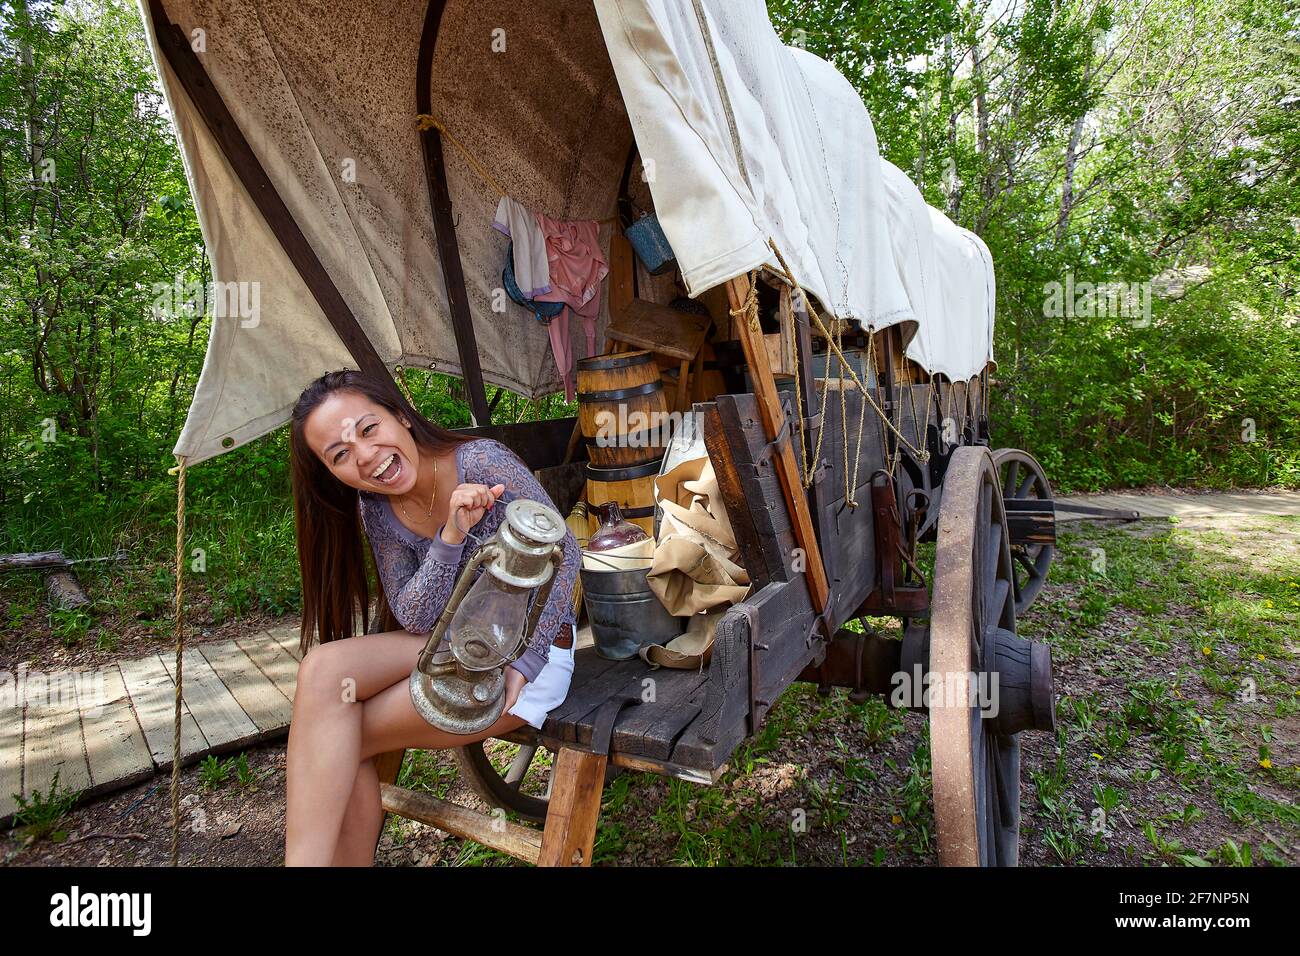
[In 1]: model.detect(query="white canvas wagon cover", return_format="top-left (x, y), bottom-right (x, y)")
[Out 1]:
top-left (139, 0), bottom-right (995, 465)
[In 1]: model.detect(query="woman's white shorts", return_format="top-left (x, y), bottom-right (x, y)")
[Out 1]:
top-left (508, 642), bottom-right (576, 730)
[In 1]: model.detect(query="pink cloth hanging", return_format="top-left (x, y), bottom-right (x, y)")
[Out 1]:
top-left (532, 214), bottom-right (608, 401)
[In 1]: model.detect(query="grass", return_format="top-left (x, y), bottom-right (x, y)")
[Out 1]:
top-left (12, 769), bottom-right (81, 843)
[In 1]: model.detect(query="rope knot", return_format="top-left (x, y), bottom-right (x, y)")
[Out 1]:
top-left (415, 113), bottom-right (445, 134)
top-left (727, 276), bottom-right (761, 332)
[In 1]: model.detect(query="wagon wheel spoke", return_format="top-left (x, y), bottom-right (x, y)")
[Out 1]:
top-left (1016, 470), bottom-right (1038, 500)
top-left (992, 448), bottom-right (1057, 615)
top-left (983, 513), bottom-right (1003, 601)
top-left (991, 578), bottom-right (1011, 626)
top-left (452, 738), bottom-right (550, 824)
top-left (503, 744), bottom-right (539, 790)
top-left (1014, 548), bottom-right (1036, 573)
top-left (1002, 459), bottom-right (1019, 498)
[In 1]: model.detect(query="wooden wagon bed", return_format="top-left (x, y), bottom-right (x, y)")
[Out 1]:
top-left (474, 376), bottom-right (895, 785)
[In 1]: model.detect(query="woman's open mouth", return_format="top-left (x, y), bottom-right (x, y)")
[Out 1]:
top-left (370, 452), bottom-right (403, 485)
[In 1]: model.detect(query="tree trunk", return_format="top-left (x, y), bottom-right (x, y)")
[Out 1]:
top-left (1056, 114), bottom-right (1085, 244)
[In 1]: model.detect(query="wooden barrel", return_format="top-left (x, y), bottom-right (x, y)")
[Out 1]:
top-left (577, 351), bottom-right (669, 468)
top-left (585, 458), bottom-right (661, 540)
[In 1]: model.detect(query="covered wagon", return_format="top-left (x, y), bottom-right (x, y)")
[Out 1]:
top-left (141, 0), bottom-right (1058, 866)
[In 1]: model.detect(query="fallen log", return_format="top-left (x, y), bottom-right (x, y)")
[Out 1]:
top-left (0, 549), bottom-right (126, 611)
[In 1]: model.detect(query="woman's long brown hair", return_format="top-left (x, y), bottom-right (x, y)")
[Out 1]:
top-left (289, 370), bottom-right (472, 655)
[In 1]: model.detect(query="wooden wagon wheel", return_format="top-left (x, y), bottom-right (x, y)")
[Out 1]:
top-left (453, 740), bottom-right (554, 824)
top-left (453, 735), bottom-right (624, 826)
top-left (992, 448), bottom-right (1055, 615)
top-left (929, 446), bottom-right (1025, 866)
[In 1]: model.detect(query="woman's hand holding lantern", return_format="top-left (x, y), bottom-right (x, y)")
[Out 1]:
top-left (440, 482), bottom-right (506, 545)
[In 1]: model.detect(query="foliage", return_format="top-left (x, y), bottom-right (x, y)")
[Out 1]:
top-left (770, 0), bottom-right (1300, 490)
top-left (12, 767), bottom-right (80, 841)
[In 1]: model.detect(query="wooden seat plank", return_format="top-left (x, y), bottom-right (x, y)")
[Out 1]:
top-left (610, 676), bottom-right (711, 760)
top-left (540, 651), bottom-right (648, 745)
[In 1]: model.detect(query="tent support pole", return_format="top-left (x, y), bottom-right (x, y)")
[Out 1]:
top-left (147, 0), bottom-right (395, 392)
top-left (418, 0), bottom-right (492, 426)
top-left (725, 274), bottom-right (831, 624)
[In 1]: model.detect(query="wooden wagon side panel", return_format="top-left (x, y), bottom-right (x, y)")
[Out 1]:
top-left (803, 385), bottom-right (888, 629)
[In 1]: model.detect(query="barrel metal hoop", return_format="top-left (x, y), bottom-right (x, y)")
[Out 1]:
top-left (585, 458), bottom-right (664, 481)
top-left (577, 381), bottom-right (662, 403)
top-left (576, 351), bottom-right (652, 372)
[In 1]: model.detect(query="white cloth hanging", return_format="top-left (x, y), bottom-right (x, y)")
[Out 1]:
top-left (492, 196), bottom-right (551, 298)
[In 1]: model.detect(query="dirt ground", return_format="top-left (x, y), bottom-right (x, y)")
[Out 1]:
top-left (4, 510), bottom-right (1297, 867)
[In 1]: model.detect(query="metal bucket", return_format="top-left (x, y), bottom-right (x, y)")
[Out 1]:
top-left (580, 566), bottom-right (685, 660)
top-left (624, 213), bottom-right (677, 275)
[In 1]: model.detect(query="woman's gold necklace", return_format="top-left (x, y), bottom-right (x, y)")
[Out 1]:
top-left (397, 456), bottom-right (438, 524)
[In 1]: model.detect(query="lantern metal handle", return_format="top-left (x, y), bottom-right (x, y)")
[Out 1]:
top-left (414, 544), bottom-right (498, 676)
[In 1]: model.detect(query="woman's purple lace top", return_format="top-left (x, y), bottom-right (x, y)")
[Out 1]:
top-left (358, 438), bottom-right (579, 682)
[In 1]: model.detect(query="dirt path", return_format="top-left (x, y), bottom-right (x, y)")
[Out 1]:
top-left (1057, 490), bottom-right (1300, 519)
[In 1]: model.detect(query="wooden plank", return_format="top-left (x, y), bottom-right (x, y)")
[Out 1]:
top-left (673, 602), bottom-right (754, 772)
top-left (381, 783), bottom-right (542, 864)
top-left (570, 667), bottom-right (694, 753)
top-left (79, 665), bottom-right (153, 792)
top-left (606, 298), bottom-right (710, 361)
top-left (540, 653), bottom-right (643, 746)
top-left (199, 641), bottom-right (293, 733)
top-left (811, 388), bottom-right (885, 629)
top-left (715, 394), bottom-right (796, 581)
top-left (610, 674), bottom-right (710, 760)
top-left (159, 647), bottom-right (260, 751)
top-left (701, 400), bottom-right (775, 590)
top-left (608, 233), bottom-right (636, 324)
top-left (0, 680), bottom-right (24, 819)
top-left (233, 631), bottom-right (301, 703)
top-left (118, 653), bottom-right (208, 768)
top-left (456, 416), bottom-right (582, 472)
top-left (264, 625), bottom-right (304, 662)
top-left (675, 577), bottom-right (819, 771)
top-left (21, 666), bottom-right (91, 802)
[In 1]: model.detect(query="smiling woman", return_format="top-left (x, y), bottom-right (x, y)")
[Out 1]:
top-left (289, 370), bottom-right (473, 653)
top-left (282, 369), bottom-right (580, 866)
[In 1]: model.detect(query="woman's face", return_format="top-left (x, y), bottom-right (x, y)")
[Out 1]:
top-left (302, 390), bottom-right (422, 496)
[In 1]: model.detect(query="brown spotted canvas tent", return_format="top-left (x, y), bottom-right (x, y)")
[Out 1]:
top-left (138, 0), bottom-right (995, 467)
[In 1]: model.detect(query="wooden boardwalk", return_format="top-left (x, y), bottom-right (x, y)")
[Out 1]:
top-left (2, 623), bottom-right (603, 826)
top-left (1, 625), bottom-right (304, 825)
top-left (1056, 490), bottom-right (1300, 520)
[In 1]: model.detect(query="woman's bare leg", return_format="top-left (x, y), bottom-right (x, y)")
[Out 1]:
top-left (325, 698), bottom-right (528, 867)
top-left (331, 758), bottom-right (383, 867)
top-left (358, 679), bottom-right (527, 761)
top-left (285, 631), bottom-right (427, 866)
top-left (286, 629), bottom-right (529, 866)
